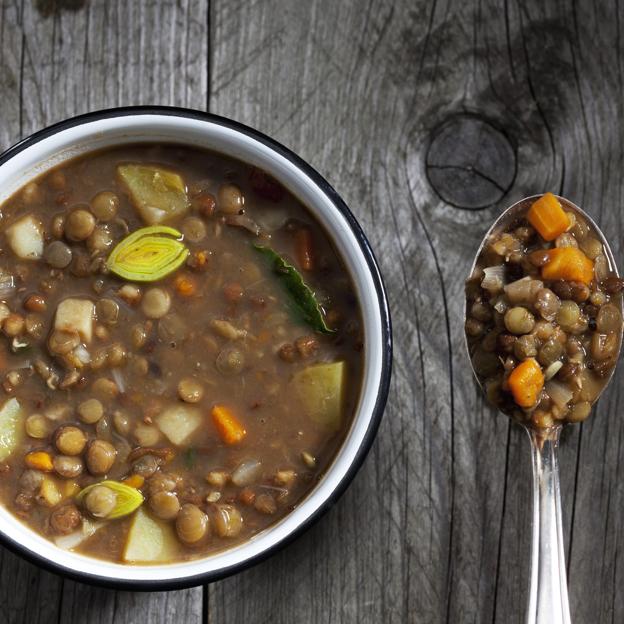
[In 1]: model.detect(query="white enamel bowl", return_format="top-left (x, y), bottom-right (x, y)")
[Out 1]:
top-left (0, 107), bottom-right (392, 589)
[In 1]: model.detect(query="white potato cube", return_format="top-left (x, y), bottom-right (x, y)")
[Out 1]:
top-left (6, 215), bottom-right (43, 260)
top-left (54, 298), bottom-right (94, 343)
top-left (156, 405), bottom-right (202, 446)
top-left (37, 476), bottom-right (62, 507)
top-left (123, 508), bottom-right (179, 563)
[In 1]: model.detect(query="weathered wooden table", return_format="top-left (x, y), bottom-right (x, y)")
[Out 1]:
top-left (1, 1), bottom-right (623, 622)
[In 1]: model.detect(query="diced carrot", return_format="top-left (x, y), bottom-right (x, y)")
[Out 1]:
top-left (541, 247), bottom-right (594, 285)
top-left (122, 474), bottom-right (145, 489)
top-left (211, 404), bottom-right (247, 445)
top-left (508, 358), bottom-right (544, 408)
top-left (527, 193), bottom-right (570, 241)
top-left (24, 451), bottom-right (54, 472)
top-left (295, 228), bottom-right (314, 271)
top-left (174, 274), bottom-right (197, 297)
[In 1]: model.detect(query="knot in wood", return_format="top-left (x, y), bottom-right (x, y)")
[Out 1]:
top-left (425, 115), bottom-right (516, 210)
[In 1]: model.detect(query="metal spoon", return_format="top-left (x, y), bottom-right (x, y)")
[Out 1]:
top-left (464, 195), bottom-right (623, 624)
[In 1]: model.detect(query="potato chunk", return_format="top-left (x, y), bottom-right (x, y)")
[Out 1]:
top-left (37, 476), bottom-right (63, 507)
top-left (6, 215), bottom-right (44, 260)
top-left (54, 298), bottom-right (94, 343)
top-left (123, 507), bottom-right (179, 563)
top-left (291, 361), bottom-right (346, 431)
top-left (156, 405), bottom-right (201, 446)
top-left (0, 398), bottom-right (23, 462)
top-left (118, 164), bottom-right (189, 225)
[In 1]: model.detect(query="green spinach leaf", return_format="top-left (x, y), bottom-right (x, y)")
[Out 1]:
top-left (254, 244), bottom-right (334, 334)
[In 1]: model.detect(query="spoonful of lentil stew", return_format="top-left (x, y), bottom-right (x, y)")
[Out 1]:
top-left (465, 193), bottom-right (623, 624)
top-left (0, 143), bottom-right (364, 564)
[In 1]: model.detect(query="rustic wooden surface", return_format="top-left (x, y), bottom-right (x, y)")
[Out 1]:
top-left (0, 0), bottom-right (623, 622)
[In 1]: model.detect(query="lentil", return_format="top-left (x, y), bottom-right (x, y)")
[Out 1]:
top-left (90, 191), bottom-right (119, 221)
top-left (78, 399), bottom-right (104, 424)
top-left (176, 504), bottom-right (209, 545)
top-left (217, 184), bottom-right (245, 214)
top-left (65, 208), bottom-right (96, 241)
top-left (504, 307), bottom-right (535, 335)
top-left (54, 426), bottom-right (87, 456)
top-left (141, 288), bottom-right (171, 319)
top-left (149, 491), bottom-right (181, 520)
top-left (85, 440), bottom-right (117, 475)
top-left (84, 485), bottom-right (117, 518)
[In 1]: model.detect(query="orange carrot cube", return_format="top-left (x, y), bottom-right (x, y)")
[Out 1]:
top-left (508, 358), bottom-right (544, 408)
top-left (541, 247), bottom-right (594, 285)
top-left (211, 404), bottom-right (247, 445)
top-left (527, 193), bottom-right (570, 241)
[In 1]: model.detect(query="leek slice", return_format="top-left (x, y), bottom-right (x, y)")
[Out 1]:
top-left (76, 480), bottom-right (144, 519)
top-left (106, 225), bottom-right (189, 282)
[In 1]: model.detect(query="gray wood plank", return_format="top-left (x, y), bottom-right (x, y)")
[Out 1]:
top-left (0, 1), bottom-right (208, 622)
top-left (0, 547), bottom-right (63, 624)
top-left (0, 0), bottom-right (22, 148)
top-left (57, 583), bottom-right (204, 624)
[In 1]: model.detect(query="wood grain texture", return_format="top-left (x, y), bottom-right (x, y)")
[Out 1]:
top-left (0, 0), bottom-right (624, 623)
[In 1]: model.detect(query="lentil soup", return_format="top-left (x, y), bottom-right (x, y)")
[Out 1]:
top-left (0, 144), bottom-right (363, 564)
top-left (465, 193), bottom-right (622, 428)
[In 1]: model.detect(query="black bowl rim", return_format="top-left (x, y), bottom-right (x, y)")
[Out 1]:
top-left (0, 106), bottom-right (392, 590)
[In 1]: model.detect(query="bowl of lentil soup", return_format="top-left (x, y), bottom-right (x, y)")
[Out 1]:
top-left (0, 107), bottom-right (391, 588)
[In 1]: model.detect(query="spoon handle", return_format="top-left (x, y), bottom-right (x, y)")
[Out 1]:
top-left (526, 426), bottom-right (572, 624)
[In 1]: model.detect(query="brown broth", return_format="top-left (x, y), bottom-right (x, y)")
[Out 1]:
top-left (0, 144), bottom-right (364, 563)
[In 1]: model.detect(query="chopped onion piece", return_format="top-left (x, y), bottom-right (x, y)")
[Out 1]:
top-left (545, 379), bottom-right (573, 409)
top-left (492, 296), bottom-right (508, 315)
top-left (111, 368), bottom-right (126, 393)
top-left (231, 459), bottom-right (262, 487)
top-left (11, 338), bottom-right (30, 354)
top-left (504, 277), bottom-right (543, 304)
top-left (74, 344), bottom-right (91, 364)
top-left (481, 265), bottom-right (506, 294)
top-left (544, 361), bottom-right (563, 380)
top-left (224, 214), bottom-right (262, 236)
top-left (0, 274), bottom-right (15, 299)
top-left (594, 255), bottom-right (610, 282)
top-left (255, 207), bottom-right (290, 232)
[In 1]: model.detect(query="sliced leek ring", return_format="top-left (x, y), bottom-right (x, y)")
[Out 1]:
top-left (76, 480), bottom-right (144, 519)
top-left (106, 225), bottom-right (189, 282)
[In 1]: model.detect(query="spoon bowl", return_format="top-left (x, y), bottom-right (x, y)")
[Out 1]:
top-left (464, 194), bottom-right (623, 624)
top-left (465, 194), bottom-right (623, 425)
